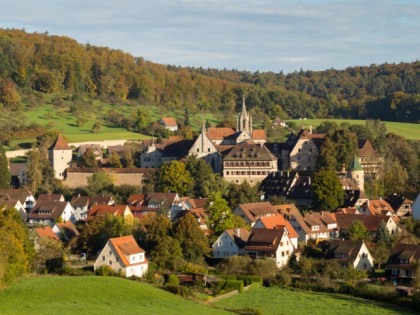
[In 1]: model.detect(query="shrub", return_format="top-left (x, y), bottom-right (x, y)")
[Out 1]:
top-left (275, 270), bottom-right (292, 287)
top-left (61, 266), bottom-right (93, 276)
top-left (214, 280), bottom-right (244, 295)
top-left (95, 265), bottom-right (119, 277)
top-left (163, 284), bottom-right (192, 297)
top-left (237, 275), bottom-right (263, 286)
top-left (166, 274), bottom-right (179, 285)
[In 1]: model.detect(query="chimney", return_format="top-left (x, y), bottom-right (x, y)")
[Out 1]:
top-left (235, 228), bottom-right (240, 237)
top-left (309, 125), bottom-right (312, 134)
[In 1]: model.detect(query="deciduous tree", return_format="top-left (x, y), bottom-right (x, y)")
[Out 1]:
top-left (0, 143), bottom-right (10, 188)
top-left (311, 169), bottom-right (344, 210)
top-left (155, 161), bottom-right (193, 196)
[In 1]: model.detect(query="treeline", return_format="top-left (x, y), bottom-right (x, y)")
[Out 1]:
top-left (0, 28), bottom-right (419, 122)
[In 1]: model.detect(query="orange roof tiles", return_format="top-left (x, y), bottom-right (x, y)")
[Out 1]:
top-left (34, 226), bottom-right (59, 240)
top-left (109, 235), bottom-right (146, 267)
top-left (161, 117), bottom-right (178, 127)
top-left (207, 127), bottom-right (236, 140)
top-left (257, 214), bottom-right (298, 239)
top-left (251, 129), bottom-right (266, 140)
top-left (49, 135), bottom-right (71, 150)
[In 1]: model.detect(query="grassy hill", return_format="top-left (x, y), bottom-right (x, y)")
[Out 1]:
top-left (287, 119), bottom-right (420, 140)
top-left (0, 276), bottom-right (229, 315)
top-left (213, 285), bottom-right (417, 315)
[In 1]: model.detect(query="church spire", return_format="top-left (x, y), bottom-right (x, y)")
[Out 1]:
top-left (242, 94), bottom-right (247, 115)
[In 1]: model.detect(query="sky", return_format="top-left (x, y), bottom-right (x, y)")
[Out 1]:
top-left (1, 0), bottom-right (419, 73)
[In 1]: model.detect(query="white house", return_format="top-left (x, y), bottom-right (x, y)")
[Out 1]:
top-left (320, 240), bottom-right (374, 271)
top-left (253, 215), bottom-right (299, 249)
top-left (94, 235), bottom-right (148, 277)
top-left (212, 228), bottom-right (249, 258)
top-left (160, 117), bottom-right (178, 131)
top-left (244, 228), bottom-right (294, 268)
top-left (28, 201), bottom-right (76, 226)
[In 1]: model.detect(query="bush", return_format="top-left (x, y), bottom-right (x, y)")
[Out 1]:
top-left (214, 280), bottom-right (244, 295)
top-left (275, 270), bottom-right (292, 286)
top-left (95, 265), bottom-right (119, 277)
top-left (163, 284), bottom-right (192, 297)
top-left (61, 266), bottom-right (93, 276)
top-left (166, 274), bottom-right (179, 285)
top-left (237, 275), bottom-right (263, 286)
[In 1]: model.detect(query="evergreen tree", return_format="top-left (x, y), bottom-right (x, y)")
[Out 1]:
top-left (375, 220), bottom-right (392, 247)
top-left (0, 143), bottom-right (10, 188)
top-left (311, 169), bottom-right (344, 210)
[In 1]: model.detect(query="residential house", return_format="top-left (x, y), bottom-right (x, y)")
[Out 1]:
top-left (78, 144), bottom-right (103, 160)
top-left (0, 188), bottom-right (36, 212)
top-left (271, 118), bottom-right (287, 128)
top-left (28, 201), bottom-right (76, 226)
top-left (385, 194), bottom-right (413, 217)
top-left (0, 198), bottom-right (27, 221)
top-left (70, 195), bottom-right (115, 221)
top-left (9, 162), bottom-right (28, 188)
top-left (276, 204), bottom-right (338, 243)
top-left (52, 221), bottom-right (80, 241)
top-left (37, 194), bottom-right (65, 203)
top-left (253, 214), bottom-right (299, 249)
top-left (94, 235), bottom-right (148, 277)
top-left (333, 213), bottom-right (398, 237)
top-left (319, 240), bottom-right (374, 270)
top-left (48, 135), bottom-right (73, 180)
top-left (233, 202), bottom-right (278, 226)
top-left (223, 140), bottom-right (278, 186)
top-left (212, 227), bottom-right (250, 258)
top-left (127, 192), bottom-right (182, 219)
top-left (32, 226), bottom-right (60, 250)
top-left (359, 199), bottom-right (397, 218)
top-left (387, 243), bottom-right (420, 280)
top-left (87, 205), bottom-right (134, 223)
top-left (181, 197), bottom-right (209, 210)
top-left (244, 228), bottom-right (294, 268)
top-left (160, 117), bottom-right (178, 131)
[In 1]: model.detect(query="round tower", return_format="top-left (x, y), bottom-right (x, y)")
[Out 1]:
top-left (347, 154), bottom-right (364, 192)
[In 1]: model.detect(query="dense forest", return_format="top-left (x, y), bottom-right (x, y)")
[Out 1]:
top-left (0, 28), bottom-right (419, 123)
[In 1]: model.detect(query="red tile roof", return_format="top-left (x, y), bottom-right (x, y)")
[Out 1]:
top-left (34, 226), bottom-right (59, 240)
top-left (251, 129), bottom-right (266, 140)
top-left (256, 214), bottom-right (298, 239)
top-left (207, 128), bottom-right (236, 140)
top-left (161, 117), bottom-right (178, 127)
top-left (109, 235), bottom-right (147, 267)
top-left (49, 135), bottom-right (71, 150)
top-left (237, 202), bottom-right (278, 223)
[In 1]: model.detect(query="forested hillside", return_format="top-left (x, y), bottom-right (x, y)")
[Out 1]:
top-left (0, 28), bottom-right (419, 123)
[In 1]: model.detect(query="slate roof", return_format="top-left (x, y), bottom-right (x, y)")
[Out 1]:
top-left (224, 141), bottom-right (277, 161)
top-left (49, 135), bottom-right (71, 150)
top-left (0, 189), bottom-right (33, 205)
top-left (236, 202), bottom-right (278, 223)
top-left (334, 213), bottom-right (392, 232)
top-left (319, 240), bottom-right (365, 264)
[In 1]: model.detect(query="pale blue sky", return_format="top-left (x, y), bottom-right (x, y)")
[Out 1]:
top-left (1, 0), bottom-right (419, 73)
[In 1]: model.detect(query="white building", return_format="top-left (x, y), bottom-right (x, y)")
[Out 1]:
top-left (48, 135), bottom-right (73, 180)
top-left (94, 235), bottom-right (148, 277)
top-left (212, 228), bottom-right (249, 258)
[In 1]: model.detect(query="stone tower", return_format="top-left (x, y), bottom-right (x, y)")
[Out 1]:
top-left (237, 96), bottom-right (252, 134)
top-left (347, 154), bottom-right (364, 192)
top-left (48, 135), bottom-right (73, 180)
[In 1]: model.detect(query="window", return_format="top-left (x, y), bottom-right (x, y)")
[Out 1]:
top-left (101, 256), bottom-right (105, 261)
top-left (108, 260), bottom-right (112, 265)
top-left (197, 148), bottom-right (199, 152)
top-left (116, 257), bottom-right (119, 262)
top-left (108, 250), bottom-right (112, 255)
top-left (208, 148), bottom-right (211, 152)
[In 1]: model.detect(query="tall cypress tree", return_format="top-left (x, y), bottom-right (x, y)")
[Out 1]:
top-left (0, 144), bottom-right (11, 188)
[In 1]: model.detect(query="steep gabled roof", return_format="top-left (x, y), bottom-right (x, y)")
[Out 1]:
top-left (256, 214), bottom-right (298, 239)
top-left (334, 213), bottom-right (392, 231)
top-left (37, 194), bottom-right (64, 202)
top-left (237, 202), bottom-right (278, 223)
top-left (49, 135), bottom-right (71, 150)
top-left (109, 235), bottom-right (146, 267)
top-left (29, 201), bottom-right (68, 220)
top-left (0, 189), bottom-right (33, 205)
top-left (385, 194), bottom-right (412, 211)
top-left (55, 221), bottom-right (80, 239)
top-left (320, 240), bottom-right (365, 264)
top-left (245, 228), bottom-right (285, 252)
top-left (347, 154), bottom-right (363, 171)
top-left (224, 141), bottom-right (277, 161)
top-left (34, 226), bottom-right (60, 240)
top-left (387, 243), bottom-right (420, 266)
top-left (207, 127), bottom-right (236, 140)
top-left (358, 139), bottom-right (376, 156)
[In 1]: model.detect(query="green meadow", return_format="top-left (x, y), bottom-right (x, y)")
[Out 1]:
top-left (213, 285), bottom-right (417, 315)
top-left (0, 276), bottom-right (229, 315)
top-left (287, 119), bottom-right (420, 140)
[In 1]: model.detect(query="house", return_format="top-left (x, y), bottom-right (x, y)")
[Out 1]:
top-left (244, 228), bottom-right (294, 268)
top-left (160, 117), bottom-right (178, 131)
top-left (212, 228), bottom-right (250, 258)
top-left (28, 201), bottom-right (76, 226)
top-left (48, 135), bottom-right (73, 180)
top-left (333, 213), bottom-right (398, 237)
top-left (319, 240), bottom-right (374, 270)
top-left (336, 207), bottom-right (361, 215)
top-left (52, 221), bottom-right (80, 241)
top-left (233, 202), bottom-right (278, 226)
top-left (0, 188), bottom-right (36, 212)
top-left (174, 209), bottom-right (208, 231)
top-left (387, 243), bottom-right (420, 280)
top-left (0, 199), bottom-right (27, 221)
top-left (272, 118), bottom-right (287, 128)
top-left (385, 194), bottom-right (413, 217)
top-left (94, 235), bottom-right (148, 277)
top-left (37, 194), bottom-right (65, 203)
top-left (78, 144), bottom-right (103, 160)
top-left (143, 192), bottom-right (182, 219)
top-left (181, 197), bottom-right (208, 210)
top-left (281, 128), bottom-right (326, 171)
top-left (223, 140), bottom-right (278, 186)
top-left (253, 214), bottom-right (299, 249)
top-left (9, 162), bottom-right (29, 188)
top-left (276, 204), bottom-right (338, 243)
top-left (70, 195), bottom-right (115, 221)
top-left (359, 199), bottom-right (397, 218)
top-left (413, 193), bottom-right (420, 220)
top-left (32, 226), bottom-right (60, 250)
top-left (87, 205), bottom-right (134, 223)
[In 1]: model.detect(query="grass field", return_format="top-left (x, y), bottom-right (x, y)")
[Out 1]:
top-left (0, 276), bottom-right (229, 315)
top-left (213, 285), bottom-right (417, 315)
top-left (287, 119), bottom-right (420, 140)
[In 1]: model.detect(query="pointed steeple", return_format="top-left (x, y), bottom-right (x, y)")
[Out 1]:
top-left (347, 154), bottom-right (363, 171)
top-left (242, 94), bottom-right (247, 115)
top-left (48, 134), bottom-right (70, 150)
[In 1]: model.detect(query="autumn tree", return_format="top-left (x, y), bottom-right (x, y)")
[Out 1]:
top-left (0, 143), bottom-right (10, 188)
top-left (79, 148), bottom-right (98, 168)
top-left (226, 181), bottom-right (260, 208)
top-left (311, 169), bottom-right (344, 210)
top-left (173, 212), bottom-right (209, 263)
top-left (155, 161), bottom-right (193, 196)
top-left (86, 171), bottom-right (114, 195)
top-left (33, 237), bottom-right (65, 273)
top-left (130, 108), bottom-right (151, 133)
top-left (26, 149), bottom-right (57, 193)
top-left (109, 152), bottom-right (122, 168)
